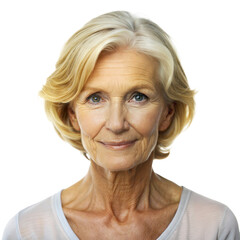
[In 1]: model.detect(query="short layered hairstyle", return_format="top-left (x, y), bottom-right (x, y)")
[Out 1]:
top-left (39, 11), bottom-right (195, 159)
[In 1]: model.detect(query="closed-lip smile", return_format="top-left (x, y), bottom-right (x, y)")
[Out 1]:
top-left (99, 140), bottom-right (137, 150)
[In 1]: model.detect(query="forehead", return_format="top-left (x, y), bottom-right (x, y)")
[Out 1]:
top-left (85, 50), bottom-right (159, 87)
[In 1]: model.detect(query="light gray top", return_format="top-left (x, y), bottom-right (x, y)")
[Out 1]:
top-left (2, 187), bottom-right (240, 240)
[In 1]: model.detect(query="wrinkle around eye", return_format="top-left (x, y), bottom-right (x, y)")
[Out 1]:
top-left (127, 92), bottom-right (149, 106)
top-left (88, 95), bottom-right (101, 104)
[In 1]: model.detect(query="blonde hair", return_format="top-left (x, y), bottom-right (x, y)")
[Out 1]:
top-left (40, 11), bottom-right (195, 159)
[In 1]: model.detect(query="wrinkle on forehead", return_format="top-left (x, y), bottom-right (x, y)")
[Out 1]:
top-left (88, 50), bottom-right (159, 85)
top-left (93, 66), bottom-right (154, 80)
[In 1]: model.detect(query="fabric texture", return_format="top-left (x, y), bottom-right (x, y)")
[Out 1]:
top-left (2, 187), bottom-right (239, 240)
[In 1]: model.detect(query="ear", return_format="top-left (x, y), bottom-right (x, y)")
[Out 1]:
top-left (159, 103), bottom-right (175, 132)
top-left (68, 105), bottom-right (80, 131)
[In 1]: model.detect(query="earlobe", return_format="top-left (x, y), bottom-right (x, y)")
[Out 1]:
top-left (159, 103), bottom-right (175, 132)
top-left (68, 106), bottom-right (80, 131)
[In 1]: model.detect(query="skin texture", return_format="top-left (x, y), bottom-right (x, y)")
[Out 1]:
top-left (64, 49), bottom-right (181, 239)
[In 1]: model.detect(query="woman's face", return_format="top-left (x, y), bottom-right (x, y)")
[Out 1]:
top-left (69, 50), bottom-right (174, 171)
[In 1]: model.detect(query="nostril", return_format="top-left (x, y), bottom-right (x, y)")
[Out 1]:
top-left (105, 115), bottom-right (129, 133)
top-left (105, 119), bottom-right (129, 133)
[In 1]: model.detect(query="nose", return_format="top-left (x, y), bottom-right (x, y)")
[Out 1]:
top-left (105, 100), bottom-right (129, 134)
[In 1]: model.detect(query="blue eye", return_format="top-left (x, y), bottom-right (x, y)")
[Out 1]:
top-left (132, 92), bottom-right (148, 102)
top-left (87, 94), bottom-right (102, 104)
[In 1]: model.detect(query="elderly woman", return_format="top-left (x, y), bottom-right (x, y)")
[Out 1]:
top-left (3, 11), bottom-right (239, 240)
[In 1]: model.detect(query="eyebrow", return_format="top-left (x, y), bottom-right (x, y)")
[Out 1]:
top-left (81, 83), bottom-right (156, 94)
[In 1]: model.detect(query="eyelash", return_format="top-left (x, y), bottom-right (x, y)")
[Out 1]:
top-left (86, 92), bottom-right (103, 105)
top-left (86, 92), bottom-right (149, 105)
top-left (130, 92), bottom-right (148, 103)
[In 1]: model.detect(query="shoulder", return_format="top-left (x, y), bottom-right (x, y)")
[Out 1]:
top-left (188, 190), bottom-right (228, 217)
top-left (2, 193), bottom-right (63, 240)
top-left (188, 190), bottom-right (237, 222)
top-left (218, 206), bottom-right (240, 239)
top-left (181, 189), bottom-right (239, 239)
top-left (2, 214), bottom-right (20, 240)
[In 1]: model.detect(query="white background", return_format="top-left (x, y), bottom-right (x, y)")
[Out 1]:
top-left (0, 0), bottom-right (239, 235)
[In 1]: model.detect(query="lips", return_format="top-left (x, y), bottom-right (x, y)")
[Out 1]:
top-left (99, 140), bottom-right (137, 150)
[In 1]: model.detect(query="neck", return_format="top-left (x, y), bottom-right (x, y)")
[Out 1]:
top-left (88, 157), bottom-right (154, 214)
top-left (62, 154), bottom-right (182, 223)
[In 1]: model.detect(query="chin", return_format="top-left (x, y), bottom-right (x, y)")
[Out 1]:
top-left (95, 155), bottom-right (147, 172)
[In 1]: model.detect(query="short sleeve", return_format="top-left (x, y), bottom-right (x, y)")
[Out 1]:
top-left (2, 214), bottom-right (21, 240)
top-left (218, 207), bottom-right (240, 240)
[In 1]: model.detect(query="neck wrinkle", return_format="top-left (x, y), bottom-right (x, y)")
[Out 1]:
top-left (86, 157), bottom-right (155, 221)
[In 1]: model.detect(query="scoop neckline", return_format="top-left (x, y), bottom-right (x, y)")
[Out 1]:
top-left (53, 186), bottom-right (191, 240)
top-left (156, 186), bottom-right (191, 239)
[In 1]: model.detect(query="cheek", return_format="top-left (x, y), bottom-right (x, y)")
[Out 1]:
top-left (76, 109), bottom-right (105, 138)
top-left (129, 107), bottom-right (162, 136)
